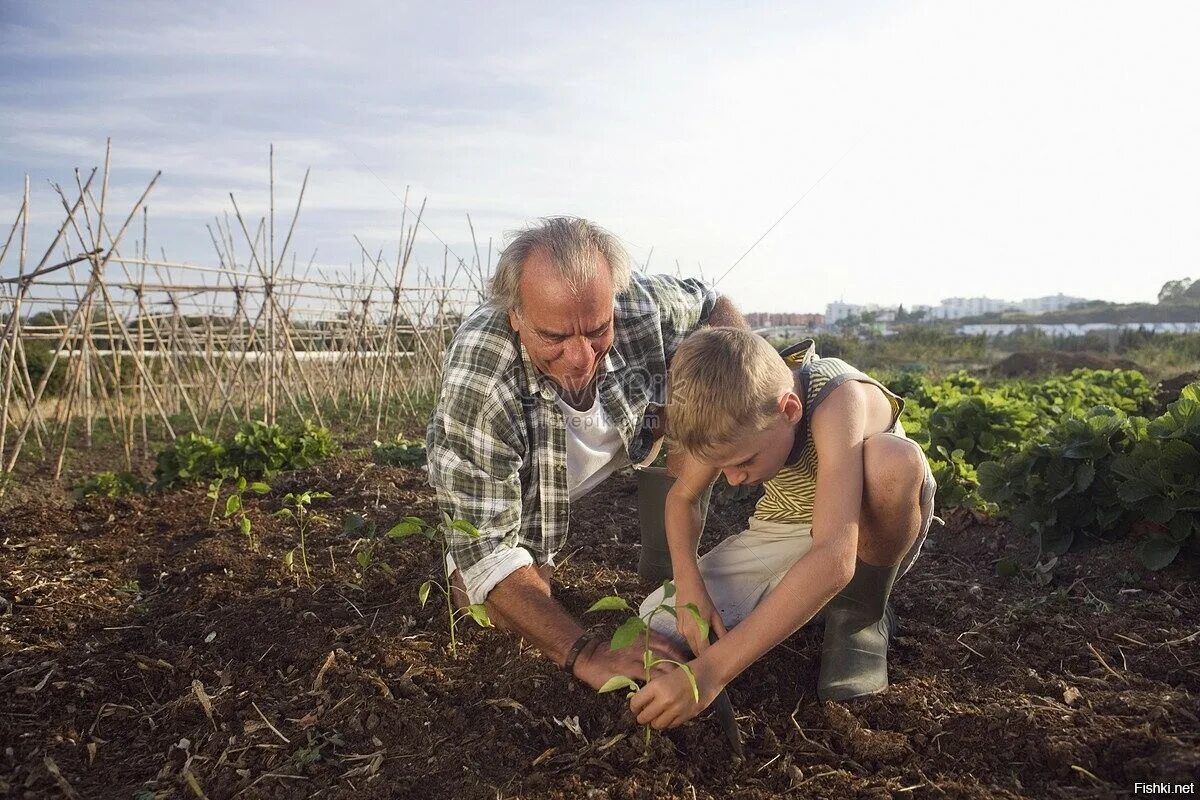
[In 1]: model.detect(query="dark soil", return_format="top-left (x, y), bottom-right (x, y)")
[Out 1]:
top-left (1156, 372), bottom-right (1200, 409)
top-left (1, 457), bottom-right (1197, 799)
top-left (990, 352), bottom-right (1144, 378)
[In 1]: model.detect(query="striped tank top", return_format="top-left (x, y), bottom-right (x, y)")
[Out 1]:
top-left (754, 340), bottom-right (903, 524)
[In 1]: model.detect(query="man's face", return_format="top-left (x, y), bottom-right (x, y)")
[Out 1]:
top-left (508, 247), bottom-right (616, 396)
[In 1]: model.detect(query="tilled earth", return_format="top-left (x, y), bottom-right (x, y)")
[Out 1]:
top-left (1, 455), bottom-right (1197, 799)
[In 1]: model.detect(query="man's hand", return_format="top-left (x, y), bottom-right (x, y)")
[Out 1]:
top-left (630, 657), bottom-right (724, 730)
top-left (574, 630), bottom-right (688, 691)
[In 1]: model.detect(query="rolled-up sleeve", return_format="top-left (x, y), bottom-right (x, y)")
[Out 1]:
top-left (427, 378), bottom-right (525, 579)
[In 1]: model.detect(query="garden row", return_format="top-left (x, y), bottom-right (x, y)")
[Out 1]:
top-left (888, 368), bottom-right (1200, 570)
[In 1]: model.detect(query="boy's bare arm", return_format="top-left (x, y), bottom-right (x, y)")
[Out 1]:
top-left (696, 382), bottom-right (870, 687)
top-left (664, 454), bottom-right (720, 584)
top-left (664, 453), bottom-right (723, 655)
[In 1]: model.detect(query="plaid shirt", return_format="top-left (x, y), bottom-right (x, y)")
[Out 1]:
top-left (427, 273), bottom-right (718, 575)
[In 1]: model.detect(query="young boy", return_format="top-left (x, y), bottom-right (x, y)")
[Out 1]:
top-left (630, 329), bottom-right (936, 731)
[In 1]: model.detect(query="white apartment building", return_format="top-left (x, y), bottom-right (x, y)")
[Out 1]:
top-left (1016, 294), bottom-right (1089, 314)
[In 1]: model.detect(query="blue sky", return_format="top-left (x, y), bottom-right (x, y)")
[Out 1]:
top-left (2, 0), bottom-right (1199, 313)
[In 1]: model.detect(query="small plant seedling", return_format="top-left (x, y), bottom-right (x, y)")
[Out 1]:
top-left (275, 490), bottom-right (332, 577)
top-left (206, 475), bottom-right (226, 525)
top-left (207, 469), bottom-right (270, 548)
top-left (388, 513), bottom-right (493, 658)
top-left (225, 473), bottom-right (271, 549)
top-left (75, 471), bottom-right (144, 499)
top-left (371, 436), bottom-right (427, 468)
top-left (586, 580), bottom-right (709, 754)
top-left (343, 512), bottom-right (395, 583)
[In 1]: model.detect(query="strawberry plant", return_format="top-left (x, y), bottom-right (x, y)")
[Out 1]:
top-left (387, 513), bottom-right (493, 658)
top-left (1112, 382), bottom-right (1200, 569)
top-left (585, 581), bottom-right (708, 755)
top-left (978, 405), bottom-right (1142, 557)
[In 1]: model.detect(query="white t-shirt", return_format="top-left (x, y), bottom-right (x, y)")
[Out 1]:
top-left (448, 390), bottom-right (630, 605)
top-left (556, 392), bottom-right (630, 502)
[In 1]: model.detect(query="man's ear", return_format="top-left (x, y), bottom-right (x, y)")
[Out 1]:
top-left (779, 391), bottom-right (803, 424)
top-left (508, 309), bottom-right (521, 333)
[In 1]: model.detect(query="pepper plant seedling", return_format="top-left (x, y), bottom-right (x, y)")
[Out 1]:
top-left (586, 580), bottom-right (709, 754)
top-left (388, 512), bottom-right (493, 658)
top-left (275, 490), bottom-right (332, 577)
top-left (222, 472), bottom-right (271, 550)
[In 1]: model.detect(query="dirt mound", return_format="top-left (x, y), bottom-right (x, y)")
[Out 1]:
top-left (991, 351), bottom-right (1143, 378)
top-left (1156, 371), bottom-right (1200, 408)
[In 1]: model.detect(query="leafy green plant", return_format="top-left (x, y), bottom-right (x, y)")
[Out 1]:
top-left (926, 446), bottom-right (991, 512)
top-left (585, 580), bottom-right (708, 755)
top-left (979, 405), bottom-right (1142, 557)
top-left (154, 433), bottom-right (225, 488)
top-left (371, 437), bottom-right (427, 468)
top-left (274, 489), bottom-right (332, 577)
top-left (207, 470), bottom-right (271, 548)
top-left (1112, 383), bottom-right (1200, 569)
top-left (74, 471), bottom-right (144, 499)
top-left (387, 513), bottom-right (493, 658)
top-left (226, 419), bottom-right (335, 478)
top-left (925, 393), bottom-right (1037, 466)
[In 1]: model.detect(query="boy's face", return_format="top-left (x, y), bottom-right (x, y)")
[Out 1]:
top-left (698, 392), bottom-right (803, 486)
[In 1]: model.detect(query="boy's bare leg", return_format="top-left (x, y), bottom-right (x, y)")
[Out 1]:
top-left (818, 433), bottom-right (928, 701)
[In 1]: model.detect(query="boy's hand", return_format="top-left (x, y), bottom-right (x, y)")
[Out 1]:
top-left (674, 577), bottom-right (727, 658)
top-left (630, 658), bottom-right (723, 730)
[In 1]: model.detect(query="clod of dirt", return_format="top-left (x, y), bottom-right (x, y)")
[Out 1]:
top-left (1156, 371), bottom-right (1200, 408)
top-left (822, 702), bottom-right (912, 765)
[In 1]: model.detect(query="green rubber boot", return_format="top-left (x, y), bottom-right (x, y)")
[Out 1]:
top-left (816, 558), bottom-right (901, 702)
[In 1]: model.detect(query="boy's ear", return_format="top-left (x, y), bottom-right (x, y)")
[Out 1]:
top-left (779, 391), bottom-right (803, 424)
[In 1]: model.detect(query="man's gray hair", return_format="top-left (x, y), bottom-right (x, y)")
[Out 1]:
top-left (489, 217), bottom-right (632, 315)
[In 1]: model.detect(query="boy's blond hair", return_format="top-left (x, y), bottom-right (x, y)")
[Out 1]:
top-left (667, 328), bottom-right (795, 460)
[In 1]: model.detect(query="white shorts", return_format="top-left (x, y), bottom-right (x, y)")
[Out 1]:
top-left (640, 433), bottom-right (936, 644)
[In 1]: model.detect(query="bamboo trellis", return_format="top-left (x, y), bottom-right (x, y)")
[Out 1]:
top-left (0, 143), bottom-right (488, 479)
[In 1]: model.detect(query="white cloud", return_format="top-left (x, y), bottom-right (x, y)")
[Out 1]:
top-left (3, 0), bottom-right (1199, 312)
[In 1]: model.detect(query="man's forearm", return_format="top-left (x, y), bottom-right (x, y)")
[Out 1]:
top-left (484, 564), bottom-right (582, 667)
top-left (706, 295), bottom-right (748, 329)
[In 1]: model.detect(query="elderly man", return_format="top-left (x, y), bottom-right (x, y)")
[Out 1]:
top-left (427, 217), bottom-right (746, 688)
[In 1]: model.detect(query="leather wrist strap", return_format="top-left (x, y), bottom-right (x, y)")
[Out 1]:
top-left (562, 634), bottom-right (592, 674)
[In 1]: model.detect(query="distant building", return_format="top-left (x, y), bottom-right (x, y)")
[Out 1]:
top-left (745, 311), bottom-right (824, 329)
top-left (824, 302), bottom-right (888, 324)
top-left (928, 297), bottom-right (1015, 320)
top-left (821, 293), bottom-right (1095, 326)
top-left (1016, 294), bottom-right (1089, 314)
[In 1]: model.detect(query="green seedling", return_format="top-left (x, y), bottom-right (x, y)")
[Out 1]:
top-left (388, 513), bottom-right (492, 658)
top-left (206, 475), bottom-right (226, 525)
top-left (74, 471), bottom-right (144, 499)
top-left (344, 512), bottom-right (396, 583)
top-left (371, 436), bottom-right (427, 467)
top-left (225, 473), bottom-right (271, 549)
top-left (275, 490), bottom-right (332, 577)
top-left (207, 469), bottom-right (270, 548)
top-left (586, 580), bottom-right (709, 755)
